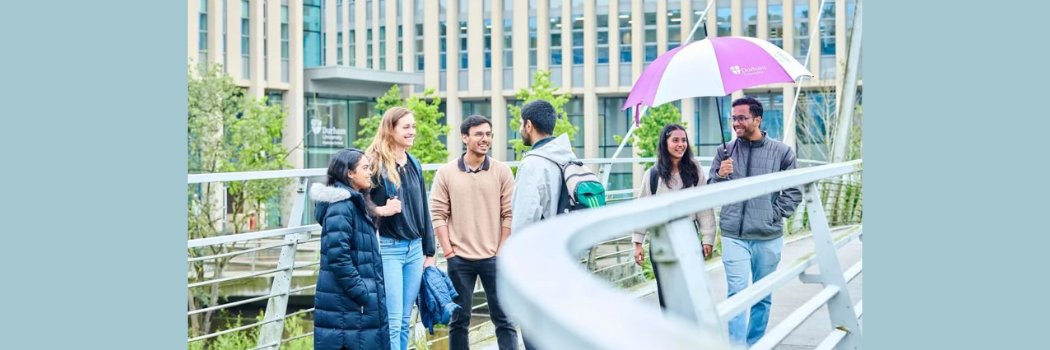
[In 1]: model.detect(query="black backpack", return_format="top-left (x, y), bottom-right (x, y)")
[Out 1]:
top-left (649, 165), bottom-right (701, 195)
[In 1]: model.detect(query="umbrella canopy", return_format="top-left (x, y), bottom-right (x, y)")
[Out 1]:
top-left (623, 36), bottom-right (813, 113)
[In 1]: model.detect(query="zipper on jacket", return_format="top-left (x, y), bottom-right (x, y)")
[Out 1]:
top-left (738, 143), bottom-right (754, 233)
top-left (361, 305), bottom-right (365, 314)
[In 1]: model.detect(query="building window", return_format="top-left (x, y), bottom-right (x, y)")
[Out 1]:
top-left (264, 0), bottom-right (269, 78)
top-left (242, 0), bottom-right (251, 78)
top-left (350, 0), bottom-right (357, 67)
top-left (223, 0), bottom-right (227, 69)
top-left (819, 1), bottom-right (836, 79)
top-left (398, 25), bottom-right (404, 71)
top-left (459, 0), bottom-right (468, 74)
top-left (794, 2), bottom-right (810, 60)
top-left (744, 0), bottom-right (758, 37)
top-left (618, 0), bottom-right (631, 63)
top-left (597, 0), bottom-right (609, 64)
top-left (199, 0), bottom-right (208, 65)
top-left (846, 0), bottom-right (856, 31)
top-left (529, 1), bottom-right (537, 67)
top-left (599, 97), bottom-right (632, 191)
top-left (337, 33), bottom-right (344, 65)
top-left (550, 0), bottom-right (563, 67)
top-left (380, 26), bottom-right (386, 70)
top-left (282, 4), bottom-right (289, 82)
top-left (413, 1), bottom-right (422, 73)
top-left (667, 5), bottom-right (681, 49)
top-left (505, 99), bottom-right (521, 160)
top-left (366, 0), bottom-right (373, 69)
top-left (459, 20), bottom-right (468, 70)
top-left (439, 21), bottom-right (447, 70)
top-left (716, 1), bottom-right (730, 37)
top-left (564, 98), bottom-right (586, 159)
top-left (304, 97), bottom-right (377, 221)
top-left (502, 0), bottom-right (513, 89)
top-left (350, 30), bottom-right (357, 66)
top-left (572, 0), bottom-right (584, 65)
top-left (690, 0), bottom-right (708, 41)
top-left (768, 0), bottom-right (784, 48)
top-left (693, 96), bottom-right (733, 157)
top-left (643, 3), bottom-right (656, 63)
top-left (337, 0), bottom-right (343, 65)
top-left (304, 0), bottom-right (323, 67)
top-left (483, 18), bottom-right (492, 68)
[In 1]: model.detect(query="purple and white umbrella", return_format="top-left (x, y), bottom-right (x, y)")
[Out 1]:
top-left (623, 36), bottom-right (813, 117)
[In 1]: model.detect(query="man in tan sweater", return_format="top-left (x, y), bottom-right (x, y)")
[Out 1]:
top-left (430, 115), bottom-right (517, 350)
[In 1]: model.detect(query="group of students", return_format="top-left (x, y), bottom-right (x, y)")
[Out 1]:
top-left (309, 96), bottom-right (801, 350)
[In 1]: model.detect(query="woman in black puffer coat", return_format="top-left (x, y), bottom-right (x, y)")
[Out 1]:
top-left (311, 148), bottom-right (391, 350)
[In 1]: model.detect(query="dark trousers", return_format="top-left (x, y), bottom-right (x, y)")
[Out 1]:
top-left (650, 248), bottom-right (667, 309)
top-left (447, 256), bottom-right (518, 350)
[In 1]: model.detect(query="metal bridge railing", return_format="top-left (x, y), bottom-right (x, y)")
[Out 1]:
top-left (497, 160), bottom-right (863, 350)
top-left (186, 156), bottom-right (838, 349)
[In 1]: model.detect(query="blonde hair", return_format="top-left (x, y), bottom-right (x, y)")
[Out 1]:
top-left (366, 107), bottom-right (413, 189)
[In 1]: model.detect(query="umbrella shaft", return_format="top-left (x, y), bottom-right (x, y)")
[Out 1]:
top-left (684, 0), bottom-right (716, 45)
top-left (715, 96), bottom-right (729, 157)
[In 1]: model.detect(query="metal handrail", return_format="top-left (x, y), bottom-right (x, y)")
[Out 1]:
top-left (496, 160), bottom-right (862, 350)
top-left (188, 225), bottom-right (318, 248)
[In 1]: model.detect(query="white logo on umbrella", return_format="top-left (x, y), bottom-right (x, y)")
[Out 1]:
top-left (730, 66), bottom-right (742, 75)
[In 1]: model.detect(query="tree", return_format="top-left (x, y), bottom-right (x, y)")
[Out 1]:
top-left (353, 85), bottom-right (450, 183)
top-left (613, 103), bottom-right (688, 170)
top-left (508, 70), bottom-right (579, 160)
top-left (187, 62), bottom-right (293, 339)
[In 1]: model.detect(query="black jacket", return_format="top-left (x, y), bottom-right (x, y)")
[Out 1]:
top-left (310, 182), bottom-right (390, 350)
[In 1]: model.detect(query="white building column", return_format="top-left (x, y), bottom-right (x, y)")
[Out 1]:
top-left (249, 0), bottom-right (266, 97)
top-left (491, 0), bottom-right (508, 161)
top-left (284, 0), bottom-right (305, 170)
top-left (583, 0), bottom-right (599, 159)
top-left (227, 0), bottom-right (243, 81)
top-left (188, 1), bottom-right (198, 68)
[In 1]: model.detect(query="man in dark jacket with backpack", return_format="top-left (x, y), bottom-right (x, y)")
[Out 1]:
top-left (709, 97), bottom-right (803, 347)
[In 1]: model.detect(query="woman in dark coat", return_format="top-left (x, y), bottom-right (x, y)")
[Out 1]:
top-left (311, 148), bottom-right (390, 350)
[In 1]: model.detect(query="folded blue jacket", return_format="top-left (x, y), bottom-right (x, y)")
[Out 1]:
top-left (416, 266), bottom-right (462, 334)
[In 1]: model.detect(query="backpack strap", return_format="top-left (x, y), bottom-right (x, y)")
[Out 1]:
top-left (523, 153), bottom-right (571, 218)
top-left (407, 152), bottom-right (422, 173)
top-left (649, 167), bottom-right (659, 196)
top-left (379, 153), bottom-right (422, 200)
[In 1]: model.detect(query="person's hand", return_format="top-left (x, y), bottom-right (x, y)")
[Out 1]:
top-left (380, 196), bottom-right (402, 216)
top-left (703, 244), bottom-right (713, 258)
top-left (634, 242), bottom-right (645, 266)
top-left (718, 158), bottom-right (734, 178)
top-left (423, 255), bottom-right (436, 268)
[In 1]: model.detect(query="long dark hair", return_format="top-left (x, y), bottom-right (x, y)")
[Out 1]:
top-left (656, 124), bottom-right (700, 189)
top-left (326, 148), bottom-right (380, 226)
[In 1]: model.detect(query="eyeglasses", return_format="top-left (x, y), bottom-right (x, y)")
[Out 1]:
top-left (731, 115), bottom-right (755, 122)
top-left (471, 132), bottom-right (494, 139)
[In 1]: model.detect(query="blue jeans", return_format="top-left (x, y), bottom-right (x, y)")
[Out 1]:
top-left (722, 235), bottom-right (783, 346)
top-left (380, 236), bottom-right (424, 350)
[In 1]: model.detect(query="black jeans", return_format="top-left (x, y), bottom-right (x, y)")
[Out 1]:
top-left (447, 256), bottom-right (518, 350)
